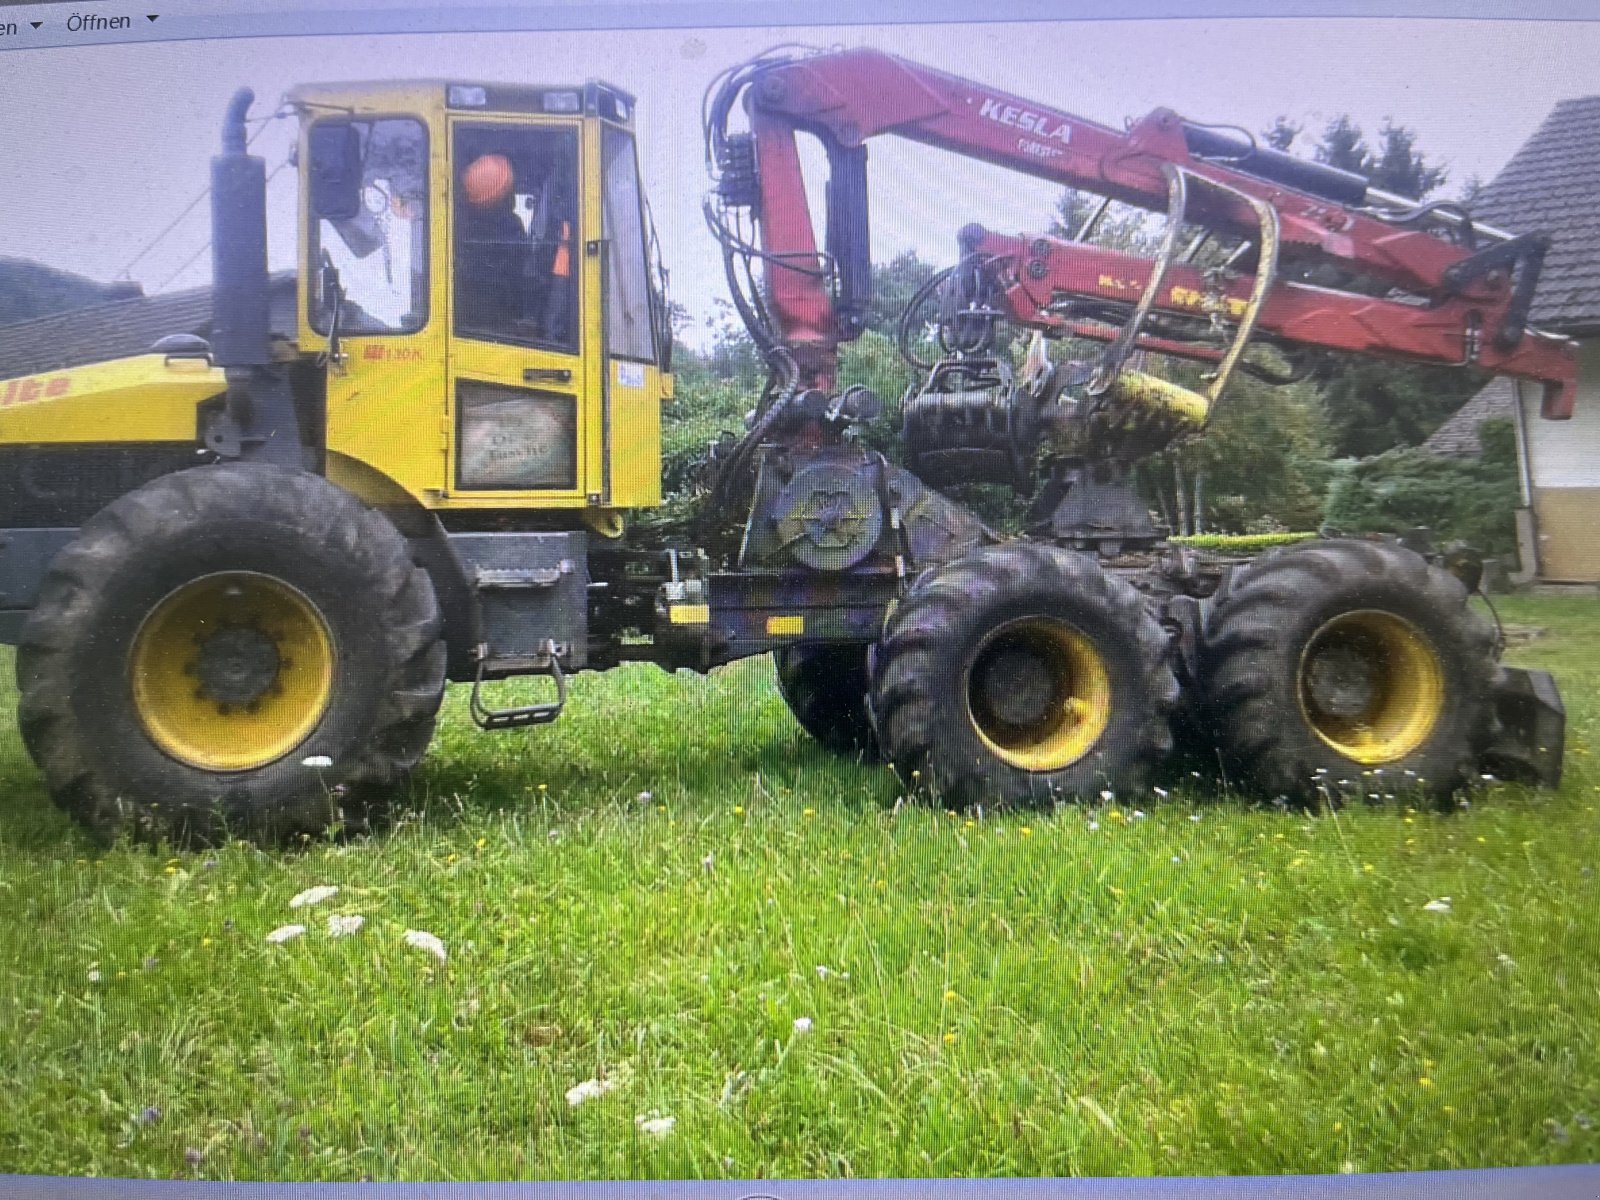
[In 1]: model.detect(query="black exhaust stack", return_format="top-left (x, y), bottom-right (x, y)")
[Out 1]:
top-left (212, 89), bottom-right (272, 367)
top-left (204, 88), bottom-right (305, 467)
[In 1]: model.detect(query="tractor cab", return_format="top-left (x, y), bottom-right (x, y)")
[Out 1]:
top-left (287, 79), bottom-right (673, 519)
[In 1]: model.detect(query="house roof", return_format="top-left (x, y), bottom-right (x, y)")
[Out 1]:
top-left (1423, 376), bottom-right (1516, 457)
top-left (0, 273), bottom-right (298, 381)
top-left (1472, 95), bottom-right (1600, 332)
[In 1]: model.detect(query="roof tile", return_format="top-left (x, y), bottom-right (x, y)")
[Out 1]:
top-left (1473, 95), bottom-right (1600, 330)
top-left (0, 273), bottom-right (297, 381)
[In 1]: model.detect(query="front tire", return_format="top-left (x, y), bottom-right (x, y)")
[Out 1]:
top-left (1199, 538), bottom-right (1496, 803)
top-left (16, 463), bottom-right (447, 845)
top-left (868, 543), bottom-right (1177, 808)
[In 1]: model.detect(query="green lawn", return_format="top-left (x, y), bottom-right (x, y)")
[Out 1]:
top-left (1, 594), bottom-right (1598, 1180)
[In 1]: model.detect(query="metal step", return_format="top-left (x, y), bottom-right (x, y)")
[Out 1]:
top-left (468, 638), bottom-right (567, 731)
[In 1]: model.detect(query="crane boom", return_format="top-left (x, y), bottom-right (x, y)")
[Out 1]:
top-left (710, 47), bottom-right (1576, 417)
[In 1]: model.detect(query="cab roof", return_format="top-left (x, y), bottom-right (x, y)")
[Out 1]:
top-left (284, 79), bottom-right (636, 123)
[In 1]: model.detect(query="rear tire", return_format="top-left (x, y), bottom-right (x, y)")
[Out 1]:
top-left (774, 644), bottom-right (878, 759)
top-left (868, 542), bottom-right (1177, 808)
top-left (1199, 538), bottom-right (1496, 803)
top-left (16, 463), bottom-right (447, 845)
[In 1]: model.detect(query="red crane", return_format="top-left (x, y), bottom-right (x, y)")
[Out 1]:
top-left (709, 46), bottom-right (1576, 419)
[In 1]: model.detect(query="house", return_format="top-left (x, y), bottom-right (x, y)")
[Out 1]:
top-left (1430, 96), bottom-right (1600, 582)
top-left (0, 271), bottom-right (298, 382)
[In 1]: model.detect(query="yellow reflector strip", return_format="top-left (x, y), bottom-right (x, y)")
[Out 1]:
top-left (668, 604), bottom-right (710, 625)
top-left (767, 615), bottom-right (805, 636)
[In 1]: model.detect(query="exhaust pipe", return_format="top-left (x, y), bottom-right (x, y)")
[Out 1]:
top-left (210, 87), bottom-right (271, 368)
top-left (199, 87), bottom-right (305, 469)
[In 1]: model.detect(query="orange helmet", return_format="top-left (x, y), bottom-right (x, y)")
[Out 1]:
top-left (462, 154), bottom-right (515, 207)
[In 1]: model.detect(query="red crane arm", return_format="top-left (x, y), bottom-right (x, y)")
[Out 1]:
top-left (973, 226), bottom-right (1579, 404)
top-left (740, 47), bottom-right (1576, 416)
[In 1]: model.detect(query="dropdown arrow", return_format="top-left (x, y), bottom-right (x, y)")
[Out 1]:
top-left (29, 20), bottom-right (41, 27)
top-left (147, 13), bottom-right (159, 20)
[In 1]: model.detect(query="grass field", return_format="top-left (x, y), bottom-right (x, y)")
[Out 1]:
top-left (1, 594), bottom-right (1598, 1180)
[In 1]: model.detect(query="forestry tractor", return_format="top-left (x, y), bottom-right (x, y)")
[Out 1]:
top-left (0, 48), bottom-right (1573, 843)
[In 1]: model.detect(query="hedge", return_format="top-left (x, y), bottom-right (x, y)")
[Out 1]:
top-left (1171, 532), bottom-right (1319, 553)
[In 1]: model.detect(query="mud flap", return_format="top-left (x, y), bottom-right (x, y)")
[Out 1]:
top-left (1483, 666), bottom-right (1565, 788)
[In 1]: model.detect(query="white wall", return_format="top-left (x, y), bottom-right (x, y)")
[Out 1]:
top-left (1520, 339), bottom-right (1600, 490)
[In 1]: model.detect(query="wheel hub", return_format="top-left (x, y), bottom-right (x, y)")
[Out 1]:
top-left (193, 625), bottom-right (281, 708)
top-left (975, 648), bottom-right (1057, 729)
top-left (1302, 644), bottom-right (1378, 720)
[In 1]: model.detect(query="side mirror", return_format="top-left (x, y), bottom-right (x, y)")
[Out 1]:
top-left (308, 122), bottom-right (363, 220)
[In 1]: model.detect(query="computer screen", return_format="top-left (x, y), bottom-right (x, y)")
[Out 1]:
top-left (0, 1), bottom-right (1597, 1192)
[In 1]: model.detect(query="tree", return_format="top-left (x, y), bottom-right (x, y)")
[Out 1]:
top-left (1262, 116), bottom-right (1301, 152)
top-left (1048, 191), bottom-right (1159, 253)
top-left (1323, 419), bottom-right (1521, 556)
top-left (862, 250), bottom-right (938, 338)
top-left (1316, 357), bottom-right (1486, 460)
top-left (1133, 369), bottom-right (1332, 536)
top-left (1370, 120), bottom-right (1448, 200)
top-left (1269, 113), bottom-right (1470, 455)
top-left (1317, 114), bottom-right (1370, 176)
top-left (1312, 114), bottom-right (1446, 200)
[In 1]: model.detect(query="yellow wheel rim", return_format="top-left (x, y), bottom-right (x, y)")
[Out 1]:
top-left (965, 617), bottom-right (1113, 772)
top-left (1297, 609), bottom-right (1444, 765)
top-left (130, 573), bottom-right (336, 771)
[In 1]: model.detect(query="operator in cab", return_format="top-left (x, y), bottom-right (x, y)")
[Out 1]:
top-left (455, 147), bottom-right (575, 346)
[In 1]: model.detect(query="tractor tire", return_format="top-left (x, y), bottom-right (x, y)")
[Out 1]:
top-left (774, 644), bottom-right (878, 759)
top-left (868, 542), bottom-right (1177, 808)
top-left (16, 462), bottom-right (447, 845)
top-left (1198, 538), bottom-right (1496, 804)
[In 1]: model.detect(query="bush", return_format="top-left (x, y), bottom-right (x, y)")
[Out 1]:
top-left (1172, 532), bottom-right (1318, 553)
top-left (1321, 419), bottom-right (1520, 556)
top-left (661, 375), bottom-right (749, 497)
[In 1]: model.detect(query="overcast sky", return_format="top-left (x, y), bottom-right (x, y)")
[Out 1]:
top-left (0, 17), bottom-right (1595, 343)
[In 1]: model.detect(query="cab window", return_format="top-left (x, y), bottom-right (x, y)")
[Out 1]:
top-left (601, 126), bottom-right (655, 362)
top-left (453, 125), bottom-right (580, 352)
top-left (308, 118), bottom-right (429, 334)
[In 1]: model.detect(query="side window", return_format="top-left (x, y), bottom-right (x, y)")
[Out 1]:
top-left (601, 126), bottom-right (655, 362)
top-left (308, 119), bottom-right (428, 334)
top-left (453, 124), bottom-right (579, 352)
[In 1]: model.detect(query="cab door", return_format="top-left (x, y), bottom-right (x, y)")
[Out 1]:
top-left (444, 117), bottom-right (594, 506)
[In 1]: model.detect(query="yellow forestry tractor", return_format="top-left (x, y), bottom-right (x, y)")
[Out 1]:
top-left (0, 49), bottom-right (1571, 843)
